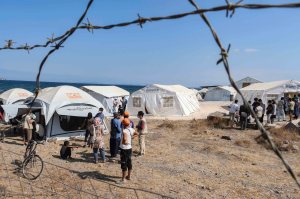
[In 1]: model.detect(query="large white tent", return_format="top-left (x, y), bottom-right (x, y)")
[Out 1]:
top-left (127, 84), bottom-right (200, 116)
top-left (2, 86), bottom-right (107, 138)
top-left (81, 86), bottom-right (129, 114)
top-left (236, 80), bottom-right (300, 104)
top-left (204, 86), bottom-right (237, 101)
top-left (0, 88), bottom-right (33, 105)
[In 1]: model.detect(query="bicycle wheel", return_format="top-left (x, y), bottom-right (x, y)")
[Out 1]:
top-left (22, 155), bottom-right (44, 180)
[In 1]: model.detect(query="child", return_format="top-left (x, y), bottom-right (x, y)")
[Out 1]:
top-left (136, 111), bottom-right (147, 156)
top-left (119, 118), bottom-right (138, 183)
top-left (60, 141), bottom-right (78, 160)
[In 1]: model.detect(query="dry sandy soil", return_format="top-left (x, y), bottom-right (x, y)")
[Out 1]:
top-left (0, 119), bottom-right (300, 199)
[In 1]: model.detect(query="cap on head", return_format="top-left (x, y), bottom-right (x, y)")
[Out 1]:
top-left (122, 118), bottom-right (130, 127)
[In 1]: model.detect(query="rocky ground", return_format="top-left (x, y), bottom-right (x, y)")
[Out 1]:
top-left (0, 119), bottom-right (300, 199)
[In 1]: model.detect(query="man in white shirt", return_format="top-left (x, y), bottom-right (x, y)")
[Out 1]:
top-left (229, 100), bottom-right (239, 127)
top-left (119, 118), bottom-right (138, 184)
top-left (22, 109), bottom-right (35, 146)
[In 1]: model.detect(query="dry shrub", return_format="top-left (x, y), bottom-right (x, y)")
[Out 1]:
top-left (157, 120), bottom-right (175, 130)
top-left (256, 127), bottom-right (300, 152)
top-left (207, 116), bottom-right (230, 129)
top-left (190, 119), bottom-right (209, 129)
top-left (235, 140), bottom-right (251, 148)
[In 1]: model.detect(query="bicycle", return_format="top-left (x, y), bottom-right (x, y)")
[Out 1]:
top-left (22, 140), bottom-right (44, 180)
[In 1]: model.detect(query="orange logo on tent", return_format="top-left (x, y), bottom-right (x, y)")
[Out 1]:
top-left (66, 93), bottom-right (82, 99)
top-left (18, 93), bottom-right (30, 97)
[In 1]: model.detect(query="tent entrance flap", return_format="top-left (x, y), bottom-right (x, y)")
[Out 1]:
top-left (56, 104), bottom-right (98, 117)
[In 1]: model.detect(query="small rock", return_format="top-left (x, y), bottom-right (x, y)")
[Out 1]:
top-left (221, 135), bottom-right (231, 140)
top-left (283, 140), bottom-right (289, 144)
top-left (292, 145), bottom-right (299, 151)
top-left (251, 163), bottom-right (257, 166)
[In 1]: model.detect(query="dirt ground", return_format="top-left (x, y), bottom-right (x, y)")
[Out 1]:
top-left (0, 119), bottom-right (300, 199)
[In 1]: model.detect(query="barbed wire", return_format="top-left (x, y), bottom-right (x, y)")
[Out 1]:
top-left (187, 0), bottom-right (300, 189)
top-left (1, 2), bottom-right (300, 52)
top-left (1, 0), bottom-right (300, 191)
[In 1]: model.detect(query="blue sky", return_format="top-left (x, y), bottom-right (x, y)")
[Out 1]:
top-left (1, 0), bottom-right (300, 87)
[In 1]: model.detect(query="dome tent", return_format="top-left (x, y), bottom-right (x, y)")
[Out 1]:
top-left (0, 88), bottom-right (33, 105)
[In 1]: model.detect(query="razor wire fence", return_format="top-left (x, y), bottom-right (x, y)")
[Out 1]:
top-left (1, 0), bottom-right (300, 190)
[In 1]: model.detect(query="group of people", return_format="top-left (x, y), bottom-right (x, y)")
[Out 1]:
top-left (112, 97), bottom-right (127, 115)
top-left (229, 95), bottom-right (300, 130)
top-left (60, 107), bottom-right (147, 183)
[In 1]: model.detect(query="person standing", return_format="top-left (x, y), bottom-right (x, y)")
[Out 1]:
top-left (277, 97), bottom-right (285, 122)
top-left (252, 98), bottom-right (260, 114)
top-left (258, 99), bottom-right (265, 123)
top-left (239, 104), bottom-right (250, 130)
top-left (118, 118), bottom-right (138, 184)
top-left (113, 98), bottom-right (119, 113)
top-left (255, 103), bottom-right (264, 125)
top-left (229, 100), bottom-right (239, 127)
top-left (92, 118), bottom-right (106, 163)
top-left (271, 100), bottom-right (277, 124)
top-left (122, 97), bottom-right (128, 111)
top-left (294, 98), bottom-right (299, 119)
top-left (110, 112), bottom-right (122, 158)
top-left (22, 110), bottom-right (35, 146)
top-left (82, 112), bottom-right (94, 148)
top-left (94, 107), bottom-right (105, 123)
top-left (136, 111), bottom-right (147, 156)
top-left (266, 100), bottom-right (274, 124)
top-left (288, 98), bottom-right (295, 122)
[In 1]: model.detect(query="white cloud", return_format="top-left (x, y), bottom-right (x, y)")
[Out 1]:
top-left (233, 48), bottom-right (240, 52)
top-left (244, 48), bottom-right (259, 53)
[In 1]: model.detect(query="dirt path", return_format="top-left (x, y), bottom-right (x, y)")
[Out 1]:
top-left (0, 119), bottom-right (300, 198)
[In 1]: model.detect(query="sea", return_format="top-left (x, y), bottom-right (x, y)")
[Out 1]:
top-left (0, 80), bottom-right (143, 94)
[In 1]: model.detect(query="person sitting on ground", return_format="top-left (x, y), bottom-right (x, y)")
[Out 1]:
top-left (228, 100), bottom-right (239, 127)
top-left (239, 103), bottom-right (250, 130)
top-left (136, 111), bottom-right (147, 156)
top-left (92, 117), bottom-right (106, 163)
top-left (60, 141), bottom-right (78, 160)
top-left (119, 118), bottom-right (138, 184)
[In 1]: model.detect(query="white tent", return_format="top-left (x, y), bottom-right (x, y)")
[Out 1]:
top-left (0, 88), bottom-right (33, 105)
top-left (191, 89), bottom-right (203, 101)
top-left (81, 86), bottom-right (129, 114)
top-left (235, 77), bottom-right (262, 89)
top-left (236, 80), bottom-right (300, 104)
top-left (2, 86), bottom-right (107, 138)
top-left (127, 84), bottom-right (200, 116)
top-left (204, 86), bottom-right (237, 101)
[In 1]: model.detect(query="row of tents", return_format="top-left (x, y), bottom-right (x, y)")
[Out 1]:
top-left (0, 84), bottom-right (201, 139)
top-left (1, 79), bottom-right (300, 139)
